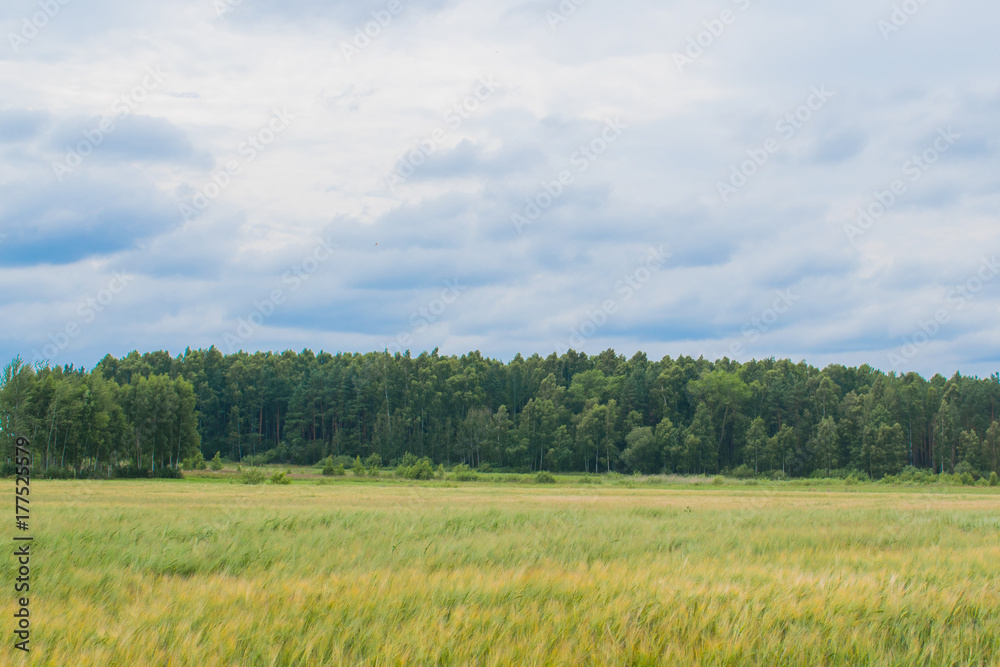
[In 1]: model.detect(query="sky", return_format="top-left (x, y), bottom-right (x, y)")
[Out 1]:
top-left (0, 0), bottom-right (997, 377)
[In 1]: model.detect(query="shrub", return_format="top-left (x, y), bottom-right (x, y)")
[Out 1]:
top-left (321, 457), bottom-right (336, 476)
top-left (990, 472), bottom-right (998, 487)
top-left (364, 453), bottom-right (382, 476)
top-left (898, 466), bottom-right (934, 485)
top-left (451, 464), bottom-right (478, 482)
top-left (41, 467), bottom-right (76, 480)
top-left (152, 467), bottom-right (184, 479)
top-left (111, 465), bottom-right (183, 479)
top-left (960, 472), bottom-right (975, 486)
top-left (954, 461), bottom-right (976, 477)
top-left (238, 467), bottom-right (267, 485)
top-left (243, 453), bottom-right (271, 467)
top-left (534, 470), bottom-right (557, 484)
top-left (352, 457), bottom-right (366, 477)
top-left (479, 463), bottom-right (493, 473)
top-left (712, 475), bottom-right (725, 486)
top-left (269, 471), bottom-right (291, 485)
top-left (210, 452), bottom-right (224, 471)
top-left (731, 465), bottom-right (755, 479)
top-left (182, 451), bottom-right (206, 471)
top-left (397, 455), bottom-right (435, 480)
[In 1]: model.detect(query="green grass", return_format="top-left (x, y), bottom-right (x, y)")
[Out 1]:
top-left (7, 478), bottom-right (1000, 665)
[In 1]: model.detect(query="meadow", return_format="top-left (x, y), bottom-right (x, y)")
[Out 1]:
top-left (7, 475), bottom-right (1000, 666)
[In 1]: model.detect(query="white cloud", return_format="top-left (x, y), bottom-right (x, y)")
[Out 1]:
top-left (0, 0), bottom-right (998, 377)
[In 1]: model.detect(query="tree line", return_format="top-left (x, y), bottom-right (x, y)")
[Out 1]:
top-left (1, 348), bottom-right (999, 478)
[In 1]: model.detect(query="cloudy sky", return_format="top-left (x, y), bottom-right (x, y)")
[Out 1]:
top-left (0, 0), bottom-right (997, 377)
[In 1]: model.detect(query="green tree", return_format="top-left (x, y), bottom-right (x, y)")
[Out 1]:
top-left (688, 369), bottom-right (750, 470)
top-left (744, 417), bottom-right (767, 474)
top-left (622, 426), bottom-right (658, 474)
top-left (982, 422), bottom-right (1000, 474)
top-left (810, 416), bottom-right (839, 475)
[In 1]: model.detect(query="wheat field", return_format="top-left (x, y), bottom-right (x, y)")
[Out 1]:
top-left (6, 478), bottom-right (1000, 666)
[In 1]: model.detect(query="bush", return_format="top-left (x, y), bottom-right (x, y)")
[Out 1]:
top-left (151, 467), bottom-right (184, 479)
top-left (364, 453), bottom-right (382, 476)
top-left (451, 463), bottom-right (478, 482)
top-left (731, 465), bottom-right (755, 479)
top-left (112, 465), bottom-right (146, 479)
top-left (110, 465), bottom-right (183, 479)
top-left (712, 475), bottom-right (725, 486)
top-left (534, 470), bottom-right (557, 484)
top-left (238, 467), bottom-right (267, 485)
top-left (243, 453), bottom-right (271, 468)
top-left (183, 451), bottom-right (207, 471)
top-left (990, 472), bottom-right (999, 487)
top-left (479, 463), bottom-right (493, 473)
top-left (210, 452), bottom-right (224, 471)
top-left (960, 472), bottom-right (975, 486)
top-left (352, 456), bottom-right (366, 477)
top-left (397, 455), bottom-right (435, 480)
top-left (41, 467), bottom-right (76, 480)
top-left (321, 457), bottom-right (337, 476)
top-left (269, 471), bottom-right (291, 485)
top-left (898, 466), bottom-right (934, 485)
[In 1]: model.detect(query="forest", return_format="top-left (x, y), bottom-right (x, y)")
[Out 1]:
top-left (1, 348), bottom-right (999, 479)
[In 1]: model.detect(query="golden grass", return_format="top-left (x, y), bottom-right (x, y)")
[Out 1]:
top-left (5, 480), bottom-right (1000, 665)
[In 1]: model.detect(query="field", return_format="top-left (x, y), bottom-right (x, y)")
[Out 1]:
top-left (7, 476), bottom-right (1000, 665)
